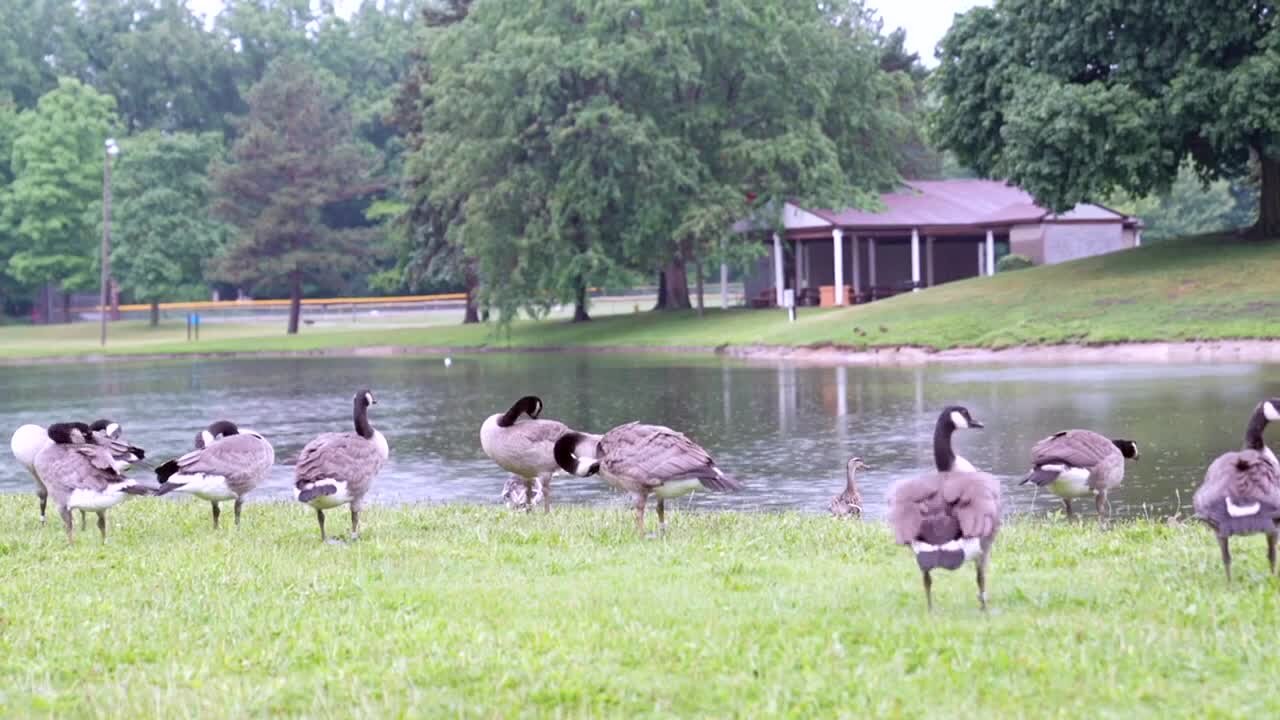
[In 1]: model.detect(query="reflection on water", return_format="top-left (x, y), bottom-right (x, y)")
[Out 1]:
top-left (1, 354), bottom-right (1277, 519)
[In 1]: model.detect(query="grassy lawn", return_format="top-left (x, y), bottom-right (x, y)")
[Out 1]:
top-left (0, 497), bottom-right (1275, 717)
top-left (2, 233), bottom-right (1278, 359)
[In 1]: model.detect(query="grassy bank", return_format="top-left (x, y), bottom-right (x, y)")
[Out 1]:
top-left (0, 497), bottom-right (1275, 717)
top-left (1, 233), bottom-right (1278, 359)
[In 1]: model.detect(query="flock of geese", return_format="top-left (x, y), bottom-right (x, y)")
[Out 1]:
top-left (8, 389), bottom-right (1280, 612)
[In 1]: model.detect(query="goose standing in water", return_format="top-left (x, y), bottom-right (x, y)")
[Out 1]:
top-left (555, 421), bottom-right (741, 534)
top-left (156, 420), bottom-right (275, 528)
top-left (1020, 430), bottom-right (1139, 522)
top-left (888, 406), bottom-right (1001, 611)
top-left (294, 390), bottom-right (388, 542)
top-left (11, 423), bottom-right (54, 522)
top-left (1193, 448), bottom-right (1280, 582)
top-left (480, 395), bottom-right (599, 512)
top-left (829, 456), bottom-right (867, 518)
top-left (33, 422), bottom-right (153, 543)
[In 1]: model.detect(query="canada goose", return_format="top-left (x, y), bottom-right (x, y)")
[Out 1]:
top-left (480, 395), bottom-right (599, 512)
top-left (156, 420), bottom-right (275, 529)
top-left (554, 421), bottom-right (742, 534)
top-left (88, 418), bottom-right (146, 471)
top-left (294, 390), bottom-right (388, 542)
top-left (1242, 397), bottom-right (1280, 467)
top-left (1193, 448), bottom-right (1280, 582)
top-left (33, 422), bottom-right (153, 543)
top-left (829, 456), bottom-right (867, 517)
top-left (11, 423), bottom-right (54, 522)
top-left (1020, 430), bottom-right (1139, 521)
top-left (887, 406), bottom-right (1001, 611)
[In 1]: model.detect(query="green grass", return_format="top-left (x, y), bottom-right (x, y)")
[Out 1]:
top-left (2, 233), bottom-right (1279, 359)
top-left (0, 497), bottom-right (1276, 717)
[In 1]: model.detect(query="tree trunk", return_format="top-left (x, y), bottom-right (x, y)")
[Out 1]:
top-left (661, 260), bottom-right (691, 310)
top-left (62, 292), bottom-right (72, 324)
top-left (287, 271), bottom-right (302, 334)
top-left (463, 272), bottom-right (480, 324)
top-left (694, 258), bottom-right (705, 317)
top-left (572, 278), bottom-right (591, 322)
top-left (149, 301), bottom-right (159, 327)
top-left (1255, 153), bottom-right (1280, 239)
top-left (652, 269), bottom-right (667, 310)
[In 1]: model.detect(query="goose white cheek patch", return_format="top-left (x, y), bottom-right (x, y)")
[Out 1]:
top-left (950, 411), bottom-right (968, 429)
top-left (1265, 402), bottom-right (1280, 422)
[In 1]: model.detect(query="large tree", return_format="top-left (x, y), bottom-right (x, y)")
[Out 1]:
top-left (210, 59), bottom-right (380, 334)
top-left (933, 0), bottom-right (1280, 237)
top-left (412, 0), bottom-right (905, 319)
top-left (94, 131), bottom-right (230, 325)
top-left (0, 77), bottom-right (118, 321)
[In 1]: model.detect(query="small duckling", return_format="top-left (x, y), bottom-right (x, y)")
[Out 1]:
top-left (829, 456), bottom-right (867, 517)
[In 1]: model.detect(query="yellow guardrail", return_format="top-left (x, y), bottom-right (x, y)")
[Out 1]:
top-left (78, 292), bottom-right (470, 313)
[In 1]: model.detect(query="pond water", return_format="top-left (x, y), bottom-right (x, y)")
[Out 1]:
top-left (2, 353), bottom-right (1277, 519)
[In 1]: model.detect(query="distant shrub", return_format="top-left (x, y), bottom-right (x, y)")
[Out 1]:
top-left (996, 254), bottom-right (1034, 272)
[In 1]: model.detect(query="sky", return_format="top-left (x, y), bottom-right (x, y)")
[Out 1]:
top-left (187, 0), bottom-right (991, 66)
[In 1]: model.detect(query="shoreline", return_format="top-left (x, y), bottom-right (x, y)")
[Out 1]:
top-left (3, 338), bottom-right (1280, 366)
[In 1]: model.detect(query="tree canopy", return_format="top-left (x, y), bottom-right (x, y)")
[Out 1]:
top-left (210, 59), bottom-right (380, 335)
top-left (408, 0), bottom-right (910, 321)
top-left (932, 0), bottom-right (1280, 236)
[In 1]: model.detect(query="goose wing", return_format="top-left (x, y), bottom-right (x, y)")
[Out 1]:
top-left (600, 422), bottom-right (739, 490)
top-left (1031, 430), bottom-right (1115, 469)
top-left (500, 417), bottom-right (571, 457)
top-left (34, 444), bottom-right (120, 493)
top-left (941, 471), bottom-right (1002, 540)
top-left (295, 432), bottom-right (385, 488)
top-left (888, 471), bottom-right (1000, 544)
top-left (163, 434), bottom-right (273, 489)
top-left (1194, 449), bottom-right (1280, 534)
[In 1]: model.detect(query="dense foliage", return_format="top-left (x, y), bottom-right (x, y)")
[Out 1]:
top-left (933, 0), bottom-right (1280, 237)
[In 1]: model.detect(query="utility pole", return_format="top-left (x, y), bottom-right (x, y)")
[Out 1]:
top-left (100, 138), bottom-right (118, 346)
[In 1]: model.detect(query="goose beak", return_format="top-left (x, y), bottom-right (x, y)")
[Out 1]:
top-left (969, 419), bottom-right (985, 429)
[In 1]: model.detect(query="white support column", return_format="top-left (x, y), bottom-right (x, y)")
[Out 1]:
top-left (985, 229), bottom-right (996, 277)
top-left (793, 239), bottom-right (803, 302)
top-left (868, 238), bottom-right (878, 288)
top-left (977, 241), bottom-right (984, 275)
top-left (772, 232), bottom-right (784, 307)
top-left (1135, 230), bottom-right (1143, 247)
top-left (910, 228), bottom-right (921, 292)
top-left (925, 235), bottom-right (935, 287)
top-left (851, 235), bottom-right (861, 299)
top-left (720, 261), bottom-right (729, 309)
top-left (833, 228), bottom-right (845, 306)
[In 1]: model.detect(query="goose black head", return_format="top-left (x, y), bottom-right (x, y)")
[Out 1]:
top-left (355, 389), bottom-right (377, 408)
top-left (939, 405), bottom-right (983, 431)
top-left (48, 422), bottom-right (93, 445)
top-left (498, 396), bottom-right (544, 428)
top-left (553, 432), bottom-right (600, 477)
top-left (1112, 439), bottom-right (1140, 460)
top-left (1265, 398), bottom-right (1280, 423)
top-left (89, 419), bottom-right (121, 439)
top-left (196, 420), bottom-right (240, 448)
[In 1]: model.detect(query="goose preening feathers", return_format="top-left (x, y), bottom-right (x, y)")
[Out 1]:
top-left (829, 456), bottom-right (866, 518)
top-left (33, 422), bottom-right (153, 543)
top-left (294, 390), bottom-right (389, 542)
top-left (888, 406), bottom-right (1001, 611)
top-left (1021, 430), bottom-right (1139, 521)
top-left (88, 418), bottom-right (146, 471)
top-left (480, 395), bottom-right (599, 512)
top-left (11, 423), bottom-right (54, 522)
top-left (156, 420), bottom-right (275, 528)
top-left (555, 421), bottom-right (742, 534)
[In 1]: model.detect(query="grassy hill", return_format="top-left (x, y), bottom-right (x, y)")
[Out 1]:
top-left (0, 233), bottom-right (1277, 359)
